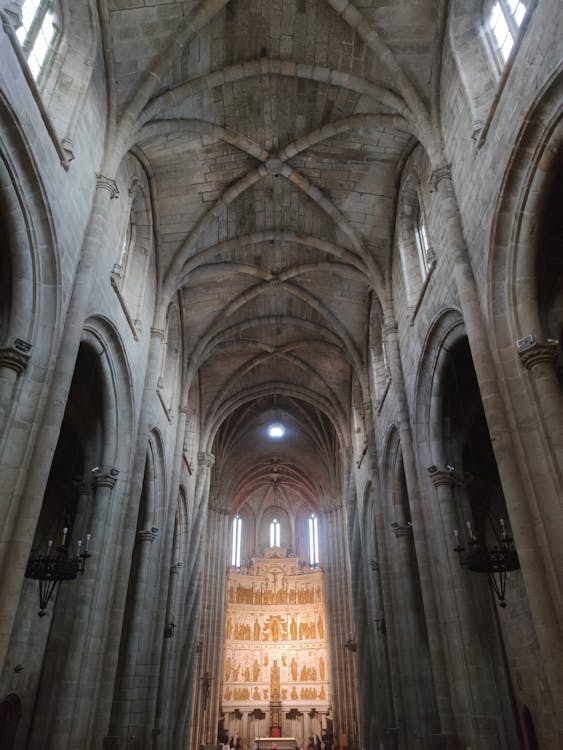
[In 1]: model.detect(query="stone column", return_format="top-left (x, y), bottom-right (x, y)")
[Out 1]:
top-left (174, 451), bottom-right (215, 747)
top-left (93, 325), bottom-right (165, 747)
top-left (0, 172), bottom-right (119, 668)
top-left (381, 314), bottom-right (454, 741)
top-left (435, 168), bottom-right (563, 716)
top-left (109, 528), bottom-right (159, 747)
top-left (322, 495), bottom-right (358, 748)
top-left (427, 467), bottom-right (519, 748)
top-left (202, 501), bottom-right (229, 745)
top-left (153, 560), bottom-right (183, 750)
top-left (39, 471), bottom-right (120, 749)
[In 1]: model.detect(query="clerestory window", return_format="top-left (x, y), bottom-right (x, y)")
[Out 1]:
top-left (308, 514), bottom-right (319, 566)
top-left (269, 518), bottom-right (280, 548)
top-left (414, 205), bottom-right (434, 279)
top-left (484, 0), bottom-right (528, 72)
top-left (231, 515), bottom-right (242, 568)
top-left (15, 0), bottom-right (61, 83)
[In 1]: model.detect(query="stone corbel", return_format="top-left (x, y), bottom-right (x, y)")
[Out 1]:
top-left (138, 529), bottom-right (158, 543)
top-left (198, 451), bottom-right (215, 468)
top-left (0, 1), bottom-right (23, 30)
top-left (0, 338), bottom-right (32, 375)
top-left (427, 465), bottom-right (456, 488)
top-left (93, 472), bottom-right (118, 490)
top-left (391, 521), bottom-right (412, 538)
top-left (516, 335), bottom-right (559, 371)
top-left (96, 173), bottom-right (119, 199)
top-left (429, 163), bottom-right (452, 192)
top-left (61, 137), bottom-right (75, 163)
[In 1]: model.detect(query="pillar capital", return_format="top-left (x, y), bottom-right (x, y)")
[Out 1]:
top-left (93, 472), bottom-right (118, 490)
top-left (209, 501), bottom-right (230, 516)
top-left (96, 173), bottom-right (119, 199)
top-left (150, 327), bottom-right (166, 341)
top-left (198, 451), bottom-right (215, 468)
top-left (427, 466), bottom-right (456, 488)
top-left (361, 400), bottom-right (372, 416)
top-left (0, 344), bottom-right (30, 375)
top-left (382, 321), bottom-right (398, 337)
top-left (429, 162), bottom-right (452, 191)
top-left (138, 529), bottom-right (157, 543)
top-left (391, 521), bottom-right (413, 538)
top-left (516, 336), bottom-right (559, 371)
top-left (0, 1), bottom-right (23, 29)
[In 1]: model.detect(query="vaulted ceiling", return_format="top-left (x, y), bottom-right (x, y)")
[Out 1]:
top-left (107, 0), bottom-right (442, 507)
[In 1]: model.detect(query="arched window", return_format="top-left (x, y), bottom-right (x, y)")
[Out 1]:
top-left (484, 0), bottom-right (528, 72)
top-left (308, 514), bottom-right (319, 565)
top-left (414, 204), bottom-right (434, 278)
top-left (397, 177), bottom-right (436, 321)
top-left (231, 515), bottom-right (242, 568)
top-left (269, 518), bottom-right (280, 548)
top-left (15, 0), bottom-right (61, 83)
top-left (159, 303), bottom-right (182, 414)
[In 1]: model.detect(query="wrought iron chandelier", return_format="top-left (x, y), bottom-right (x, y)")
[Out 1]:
top-left (25, 528), bottom-right (91, 616)
top-left (453, 512), bottom-right (519, 607)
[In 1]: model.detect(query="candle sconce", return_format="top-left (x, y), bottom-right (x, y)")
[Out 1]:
top-left (25, 529), bottom-right (91, 616)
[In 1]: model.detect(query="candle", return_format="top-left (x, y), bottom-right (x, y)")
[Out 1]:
top-left (47, 540), bottom-right (53, 556)
top-left (62, 527), bottom-right (68, 545)
top-left (77, 540), bottom-right (82, 554)
top-left (500, 518), bottom-right (507, 539)
top-left (85, 533), bottom-right (91, 552)
top-left (466, 520), bottom-right (474, 539)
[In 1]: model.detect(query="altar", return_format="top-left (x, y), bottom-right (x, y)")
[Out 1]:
top-left (253, 738), bottom-right (298, 749)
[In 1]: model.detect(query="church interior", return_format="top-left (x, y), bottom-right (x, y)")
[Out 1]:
top-left (0, 0), bottom-right (561, 748)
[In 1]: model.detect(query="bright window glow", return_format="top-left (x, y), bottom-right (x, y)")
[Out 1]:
top-left (267, 423), bottom-right (285, 439)
top-left (231, 515), bottom-right (241, 567)
top-left (414, 207), bottom-right (431, 277)
top-left (270, 518), bottom-right (280, 548)
top-left (15, 0), bottom-right (59, 81)
top-left (487, 0), bottom-right (527, 65)
top-left (308, 514), bottom-right (319, 565)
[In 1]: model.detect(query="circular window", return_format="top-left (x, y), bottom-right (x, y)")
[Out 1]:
top-left (267, 422), bottom-right (285, 439)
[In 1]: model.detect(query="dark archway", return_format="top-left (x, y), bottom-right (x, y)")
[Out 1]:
top-left (0, 693), bottom-right (22, 749)
top-left (1, 342), bottom-right (106, 747)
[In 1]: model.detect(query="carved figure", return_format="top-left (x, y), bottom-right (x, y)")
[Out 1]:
top-left (291, 657), bottom-right (298, 681)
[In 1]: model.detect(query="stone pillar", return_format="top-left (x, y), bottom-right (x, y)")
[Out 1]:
top-left (381, 314), bottom-right (453, 740)
top-left (108, 527), bottom-right (159, 747)
top-left (153, 560), bottom-right (183, 749)
top-left (322, 498), bottom-right (358, 747)
top-left (202, 501), bottom-right (229, 745)
top-left (427, 467), bottom-right (517, 748)
top-left (174, 451), bottom-right (215, 747)
top-left (39, 471), bottom-right (119, 749)
top-left (434, 168), bottom-right (563, 717)
top-left (0, 172), bottom-right (119, 668)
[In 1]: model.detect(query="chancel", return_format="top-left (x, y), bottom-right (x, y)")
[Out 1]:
top-left (0, 1), bottom-right (561, 749)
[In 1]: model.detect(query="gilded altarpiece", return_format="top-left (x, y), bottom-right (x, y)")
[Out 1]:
top-left (221, 549), bottom-right (331, 722)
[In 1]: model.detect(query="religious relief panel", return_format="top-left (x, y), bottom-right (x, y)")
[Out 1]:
top-left (221, 551), bottom-right (331, 711)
